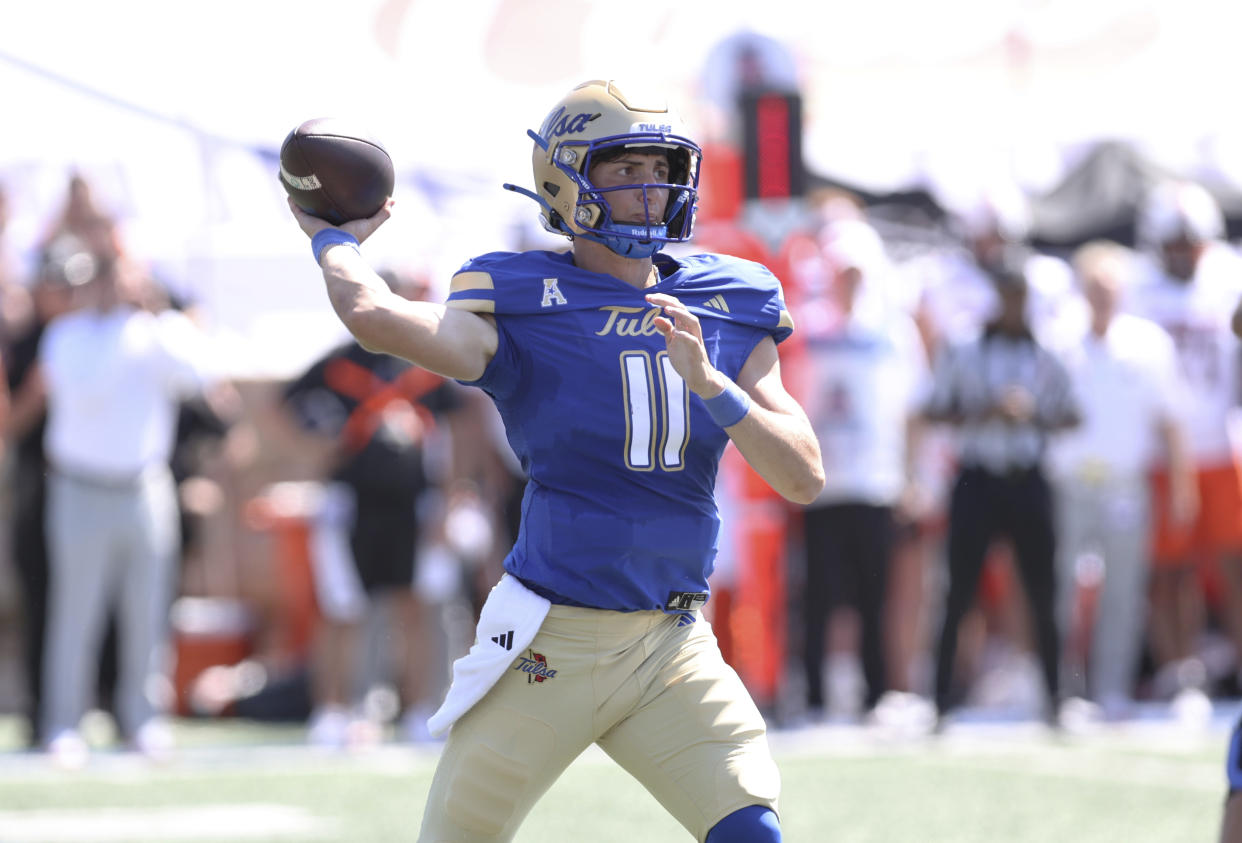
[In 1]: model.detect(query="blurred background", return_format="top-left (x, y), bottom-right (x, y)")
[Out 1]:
top-left (3, 0), bottom-right (1242, 760)
top-left (5, 0), bottom-right (1241, 377)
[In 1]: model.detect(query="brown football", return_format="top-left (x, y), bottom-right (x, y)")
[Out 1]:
top-left (279, 118), bottom-right (394, 225)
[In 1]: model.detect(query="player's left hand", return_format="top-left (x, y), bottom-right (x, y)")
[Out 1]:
top-left (646, 292), bottom-right (724, 397)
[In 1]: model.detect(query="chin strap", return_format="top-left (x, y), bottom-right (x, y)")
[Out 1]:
top-left (576, 225), bottom-right (666, 258)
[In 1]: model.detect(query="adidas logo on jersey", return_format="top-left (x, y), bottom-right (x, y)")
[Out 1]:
top-left (702, 294), bottom-right (730, 312)
top-left (490, 630), bottom-right (514, 651)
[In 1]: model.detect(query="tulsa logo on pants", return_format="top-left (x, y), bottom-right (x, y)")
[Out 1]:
top-left (513, 650), bottom-right (558, 684)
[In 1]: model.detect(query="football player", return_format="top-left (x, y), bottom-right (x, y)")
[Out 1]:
top-left (287, 79), bottom-right (824, 842)
top-left (1130, 181), bottom-right (1242, 703)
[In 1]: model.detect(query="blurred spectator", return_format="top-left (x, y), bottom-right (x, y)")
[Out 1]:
top-left (3, 238), bottom-right (86, 747)
top-left (38, 252), bottom-right (219, 764)
top-left (435, 385), bottom-right (526, 615)
top-left (921, 246), bottom-right (1081, 728)
top-left (145, 285), bottom-right (244, 578)
top-left (38, 172), bottom-right (123, 263)
top-left (895, 185), bottom-right (1080, 712)
top-left (0, 182), bottom-right (15, 284)
top-left (170, 392), bottom-right (239, 573)
top-left (1128, 180), bottom-right (1242, 700)
top-left (913, 183), bottom-right (1078, 351)
top-left (792, 220), bottom-right (930, 720)
top-left (276, 268), bottom-right (465, 748)
top-left (1047, 240), bottom-right (1196, 719)
top-left (0, 182), bottom-right (33, 344)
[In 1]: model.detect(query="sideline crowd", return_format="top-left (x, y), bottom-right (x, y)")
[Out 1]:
top-left (1, 168), bottom-right (1241, 761)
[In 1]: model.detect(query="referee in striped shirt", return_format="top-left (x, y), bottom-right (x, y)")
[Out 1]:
top-left (923, 245), bottom-right (1081, 728)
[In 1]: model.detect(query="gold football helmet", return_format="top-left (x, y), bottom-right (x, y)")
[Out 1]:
top-left (504, 79), bottom-right (701, 258)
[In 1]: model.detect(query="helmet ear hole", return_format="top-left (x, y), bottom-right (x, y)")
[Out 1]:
top-left (668, 149), bottom-right (691, 188)
top-left (543, 182), bottom-right (560, 198)
top-left (665, 195), bottom-right (694, 238)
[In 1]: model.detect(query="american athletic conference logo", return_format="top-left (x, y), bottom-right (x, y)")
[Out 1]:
top-left (514, 649), bottom-right (558, 684)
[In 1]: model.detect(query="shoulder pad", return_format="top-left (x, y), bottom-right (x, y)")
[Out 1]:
top-left (447, 250), bottom-right (624, 315)
top-left (673, 253), bottom-right (795, 342)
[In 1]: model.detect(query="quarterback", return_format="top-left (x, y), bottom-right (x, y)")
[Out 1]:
top-left (288, 79), bottom-right (824, 842)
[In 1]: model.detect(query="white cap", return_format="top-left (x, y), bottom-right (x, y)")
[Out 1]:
top-left (819, 219), bottom-right (886, 276)
top-left (960, 181), bottom-right (1031, 242)
top-left (1138, 180), bottom-right (1224, 246)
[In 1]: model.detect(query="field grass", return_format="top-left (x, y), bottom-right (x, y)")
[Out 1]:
top-left (0, 711), bottom-right (1231, 842)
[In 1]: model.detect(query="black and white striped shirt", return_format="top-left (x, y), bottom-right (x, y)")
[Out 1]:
top-left (924, 325), bottom-right (1079, 473)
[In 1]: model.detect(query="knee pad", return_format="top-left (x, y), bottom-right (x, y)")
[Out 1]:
top-left (442, 744), bottom-right (530, 836)
top-left (434, 715), bottom-right (557, 839)
top-left (706, 805), bottom-right (780, 843)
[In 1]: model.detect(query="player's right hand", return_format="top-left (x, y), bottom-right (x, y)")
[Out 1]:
top-left (287, 197), bottom-right (394, 245)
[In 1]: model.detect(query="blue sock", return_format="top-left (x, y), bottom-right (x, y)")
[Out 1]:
top-left (705, 805), bottom-right (781, 842)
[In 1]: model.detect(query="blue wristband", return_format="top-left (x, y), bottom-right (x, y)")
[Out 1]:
top-left (703, 380), bottom-right (751, 428)
top-left (311, 228), bottom-right (360, 265)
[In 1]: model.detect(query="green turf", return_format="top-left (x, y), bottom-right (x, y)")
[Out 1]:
top-left (0, 717), bottom-right (1228, 842)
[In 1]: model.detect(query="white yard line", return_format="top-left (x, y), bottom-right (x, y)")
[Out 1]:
top-left (904, 745), bottom-right (1224, 792)
top-left (0, 804), bottom-right (337, 842)
top-left (0, 742), bottom-right (437, 782)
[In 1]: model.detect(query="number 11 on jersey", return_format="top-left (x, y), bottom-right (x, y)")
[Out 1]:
top-left (620, 350), bottom-right (688, 472)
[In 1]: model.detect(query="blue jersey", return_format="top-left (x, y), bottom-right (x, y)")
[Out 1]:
top-left (447, 249), bottom-right (793, 612)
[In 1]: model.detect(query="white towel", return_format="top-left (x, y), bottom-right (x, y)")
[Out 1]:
top-left (426, 573), bottom-right (551, 738)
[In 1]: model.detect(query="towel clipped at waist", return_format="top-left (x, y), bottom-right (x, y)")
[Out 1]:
top-left (426, 573), bottom-right (551, 737)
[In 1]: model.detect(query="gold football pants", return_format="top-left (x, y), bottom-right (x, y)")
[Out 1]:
top-left (418, 605), bottom-right (780, 842)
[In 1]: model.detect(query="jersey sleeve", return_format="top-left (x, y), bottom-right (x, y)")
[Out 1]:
top-left (446, 250), bottom-right (581, 316)
top-left (445, 254), bottom-right (503, 314)
top-left (455, 315), bottom-right (523, 401)
top-left (442, 252), bottom-right (560, 400)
